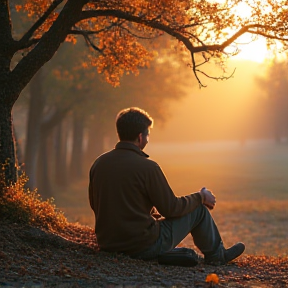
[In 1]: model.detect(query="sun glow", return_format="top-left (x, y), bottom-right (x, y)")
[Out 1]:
top-left (228, 36), bottom-right (270, 63)
top-left (230, 34), bottom-right (286, 63)
top-left (215, 0), bottom-right (285, 63)
top-left (232, 1), bottom-right (253, 19)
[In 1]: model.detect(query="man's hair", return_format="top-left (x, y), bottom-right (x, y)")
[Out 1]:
top-left (116, 107), bottom-right (153, 141)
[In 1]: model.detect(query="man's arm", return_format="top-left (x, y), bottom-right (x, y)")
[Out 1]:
top-left (88, 168), bottom-right (95, 212)
top-left (145, 163), bottom-right (203, 218)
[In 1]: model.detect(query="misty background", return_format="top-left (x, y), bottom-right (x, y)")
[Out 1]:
top-left (11, 40), bottom-right (288, 233)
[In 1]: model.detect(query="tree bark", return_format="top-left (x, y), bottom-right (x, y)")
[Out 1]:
top-left (0, 104), bottom-right (17, 191)
top-left (0, 1), bottom-right (18, 190)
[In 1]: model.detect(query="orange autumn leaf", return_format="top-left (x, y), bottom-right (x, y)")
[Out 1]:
top-left (205, 273), bottom-right (219, 284)
top-left (15, 5), bottom-right (22, 12)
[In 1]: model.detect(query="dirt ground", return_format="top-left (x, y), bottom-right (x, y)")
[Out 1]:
top-left (1, 218), bottom-right (288, 288)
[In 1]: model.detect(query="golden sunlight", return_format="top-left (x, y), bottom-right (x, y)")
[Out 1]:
top-left (232, 36), bottom-right (269, 63)
top-left (232, 35), bottom-right (286, 63)
top-left (232, 1), bottom-right (253, 19)
top-left (216, 0), bottom-right (284, 63)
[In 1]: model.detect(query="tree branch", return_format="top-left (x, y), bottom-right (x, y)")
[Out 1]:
top-left (11, 0), bottom-right (89, 101)
top-left (79, 10), bottom-right (288, 54)
top-left (79, 9), bottom-right (199, 52)
top-left (0, 0), bottom-right (13, 40)
top-left (195, 67), bottom-right (236, 83)
top-left (41, 87), bottom-right (91, 133)
top-left (78, 9), bottom-right (288, 87)
top-left (190, 52), bottom-right (206, 88)
top-left (0, 0), bottom-right (16, 58)
top-left (18, 38), bottom-right (40, 50)
top-left (70, 30), bottom-right (103, 52)
top-left (17, 0), bottom-right (65, 48)
top-left (247, 29), bottom-right (288, 42)
top-left (117, 25), bottom-right (161, 40)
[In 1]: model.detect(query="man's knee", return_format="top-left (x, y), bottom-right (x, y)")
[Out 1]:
top-left (191, 204), bottom-right (210, 218)
top-left (186, 204), bottom-right (211, 229)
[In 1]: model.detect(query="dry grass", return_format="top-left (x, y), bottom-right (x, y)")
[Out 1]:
top-left (0, 171), bottom-right (67, 232)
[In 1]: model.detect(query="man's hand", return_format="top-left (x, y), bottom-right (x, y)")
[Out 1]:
top-left (151, 207), bottom-right (163, 219)
top-left (200, 187), bottom-right (216, 210)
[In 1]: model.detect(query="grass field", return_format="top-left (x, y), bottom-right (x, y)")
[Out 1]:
top-left (54, 139), bottom-right (288, 257)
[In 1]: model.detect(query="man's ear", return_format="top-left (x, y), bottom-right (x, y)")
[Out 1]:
top-left (137, 133), bottom-right (142, 143)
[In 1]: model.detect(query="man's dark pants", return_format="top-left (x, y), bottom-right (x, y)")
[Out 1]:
top-left (132, 205), bottom-right (222, 260)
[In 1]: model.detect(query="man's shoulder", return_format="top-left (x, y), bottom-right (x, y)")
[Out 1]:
top-left (138, 157), bottom-right (162, 172)
top-left (144, 157), bottom-right (159, 166)
top-left (90, 149), bottom-right (114, 169)
top-left (91, 147), bottom-right (160, 168)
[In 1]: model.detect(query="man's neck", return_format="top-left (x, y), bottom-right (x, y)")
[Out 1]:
top-left (120, 140), bottom-right (140, 149)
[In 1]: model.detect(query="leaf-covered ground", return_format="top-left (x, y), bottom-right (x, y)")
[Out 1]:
top-left (1, 219), bottom-right (288, 288)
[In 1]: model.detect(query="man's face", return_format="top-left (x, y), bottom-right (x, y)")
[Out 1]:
top-left (139, 129), bottom-right (150, 150)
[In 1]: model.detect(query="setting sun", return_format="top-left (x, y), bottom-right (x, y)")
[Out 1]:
top-left (232, 36), bottom-right (269, 63)
top-left (232, 35), bottom-right (286, 63)
top-left (215, 0), bottom-right (284, 63)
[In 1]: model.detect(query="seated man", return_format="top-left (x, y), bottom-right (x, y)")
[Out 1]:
top-left (89, 107), bottom-right (245, 265)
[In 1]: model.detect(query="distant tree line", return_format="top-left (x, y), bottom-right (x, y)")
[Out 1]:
top-left (256, 60), bottom-right (288, 144)
top-left (14, 40), bottom-right (192, 198)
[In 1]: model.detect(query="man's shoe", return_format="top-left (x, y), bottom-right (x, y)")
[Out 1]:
top-left (205, 242), bottom-right (245, 265)
top-left (224, 242), bottom-right (245, 263)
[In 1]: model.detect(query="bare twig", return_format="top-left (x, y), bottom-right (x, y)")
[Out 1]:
top-left (195, 67), bottom-right (236, 87)
top-left (190, 52), bottom-right (207, 88)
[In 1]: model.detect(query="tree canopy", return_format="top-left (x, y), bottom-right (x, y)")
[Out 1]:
top-left (11, 0), bottom-right (288, 87)
top-left (1, 0), bottom-right (288, 186)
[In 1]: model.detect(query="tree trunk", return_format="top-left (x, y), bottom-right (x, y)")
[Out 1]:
top-left (69, 112), bottom-right (85, 181)
top-left (54, 120), bottom-right (69, 187)
top-left (0, 104), bottom-right (17, 193)
top-left (36, 105), bottom-right (72, 194)
top-left (24, 69), bottom-right (45, 190)
top-left (0, 0), bottom-right (87, 189)
top-left (13, 123), bottom-right (23, 177)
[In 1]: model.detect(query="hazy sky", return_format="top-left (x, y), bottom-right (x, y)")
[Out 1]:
top-left (151, 59), bottom-right (272, 143)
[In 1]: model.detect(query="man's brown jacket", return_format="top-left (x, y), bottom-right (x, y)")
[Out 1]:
top-left (89, 142), bottom-right (202, 255)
